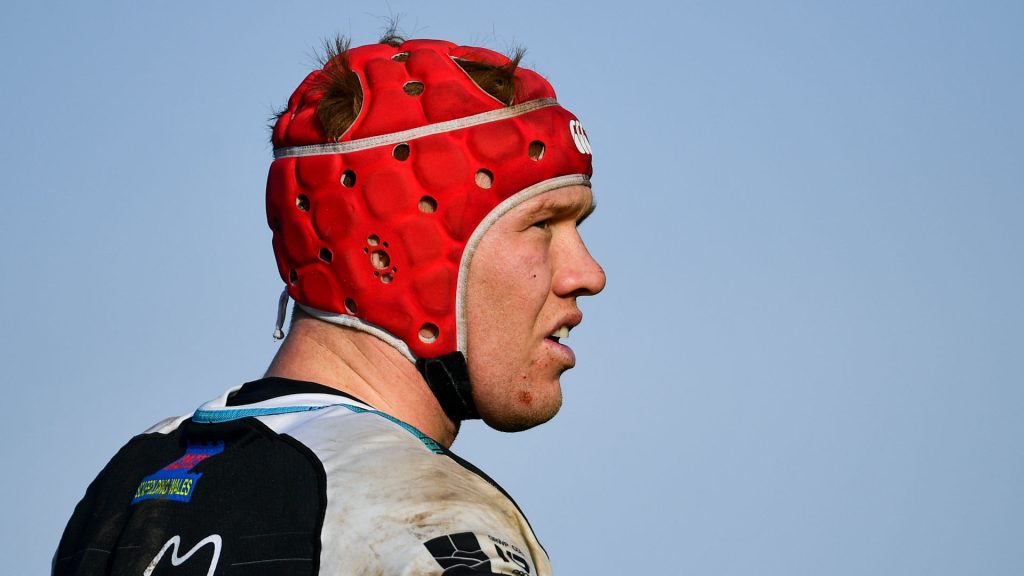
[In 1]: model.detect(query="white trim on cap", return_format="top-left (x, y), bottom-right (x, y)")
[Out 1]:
top-left (296, 303), bottom-right (416, 362)
top-left (454, 174), bottom-right (592, 354)
top-left (273, 98), bottom-right (559, 159)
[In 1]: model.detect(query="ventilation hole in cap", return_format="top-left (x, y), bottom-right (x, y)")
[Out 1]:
top-left (475, 169), bottom-right (493, 189)
top-left (380, 273), bottom-right (394, 284)
top-left (403, 81), bottom-right (424, 96)
top-left (528, 140), bottom-right (546, 161)
top-left (419, 323), bottom-right (439, 344)
top-left (370, 250), bottom-right (390, 270)
top-left (341, 170), bottom-right (356, 187)
top-left (289, 269), bottom-right (298, 284)
top-left (393, 143), bottom-right (410, 161)
top-left (319, 248), bottom-right (333, 263)
top-left (345, 298), bottom-right (358, 314)
top-left (296, 194), bottom-right (310, 211)
top-left (418, 196), bottom-right (437, 213)
top-left (367, 235), bottom-right (380, 246)
top-left (391, 266), bottom-right (398, 272)
top-left (383, 241), bottom-right (389, 248)
top-left (392, 52), bottom-right (409, 62)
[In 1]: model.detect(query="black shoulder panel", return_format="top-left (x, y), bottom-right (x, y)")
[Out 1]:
top-left (54, 418), bottom-right (326, 575)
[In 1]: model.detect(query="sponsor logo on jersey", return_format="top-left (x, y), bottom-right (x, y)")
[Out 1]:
top-left (132, 442), bottom-right (224, 504)
top-left (424, 532), bottom-right (533, 575)
top-left (143, 534), bottom-right (222, 576)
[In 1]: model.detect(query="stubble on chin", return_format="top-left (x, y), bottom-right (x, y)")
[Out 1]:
top-left (478, 378), bottom-right (563, 432)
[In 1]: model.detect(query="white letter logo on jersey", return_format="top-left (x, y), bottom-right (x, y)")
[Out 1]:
top-left (569, 119), bottom-right (592, 155)
top-left (143, 534), bottom-right (222, 576)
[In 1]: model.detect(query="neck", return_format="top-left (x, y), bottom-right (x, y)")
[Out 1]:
top-left (264, 313), bottom-right (460, 448)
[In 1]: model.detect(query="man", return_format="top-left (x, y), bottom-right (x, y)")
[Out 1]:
top-left (55, 35), bottom-right (604, 575)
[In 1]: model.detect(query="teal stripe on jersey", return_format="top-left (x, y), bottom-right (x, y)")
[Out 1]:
top-left (193, 404), bottom-right (444, 454)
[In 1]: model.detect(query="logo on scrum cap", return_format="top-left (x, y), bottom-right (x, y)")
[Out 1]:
top-left (569, 119), bottom-right (592, 155)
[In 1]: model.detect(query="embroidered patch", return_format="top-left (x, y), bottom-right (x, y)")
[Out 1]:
top-left (132, 442), bottom-right (224, 504)
top-left (424, 532), bottom-right (533, 575)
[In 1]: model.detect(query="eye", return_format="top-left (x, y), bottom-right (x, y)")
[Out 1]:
top-left (531, 219), bottom-right (551, 230)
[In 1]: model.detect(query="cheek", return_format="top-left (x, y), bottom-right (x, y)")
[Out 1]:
top-left (463, 237), bottom-right (552, 377)
top-left (469, 254), bottom-right (549, 321)
top-left (502, 250), bottom-right (553, 309)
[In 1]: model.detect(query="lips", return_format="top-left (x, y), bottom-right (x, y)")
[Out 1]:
top-left (545, 311), bottom-right (582, 346)
top-left (543, 333), bottom-right (577, 366)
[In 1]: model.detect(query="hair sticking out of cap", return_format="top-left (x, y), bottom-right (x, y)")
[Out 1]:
top-left (315, 38), bottom-right (364, 140)
top-left (453, 49), bottom-right (525, 106)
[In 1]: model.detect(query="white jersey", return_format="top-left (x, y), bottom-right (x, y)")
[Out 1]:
top-left (55, 378), bottom-right (549, 575)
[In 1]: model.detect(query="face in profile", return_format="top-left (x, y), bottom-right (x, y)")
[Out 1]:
top-left (464, 184), bottom-right (606, 431)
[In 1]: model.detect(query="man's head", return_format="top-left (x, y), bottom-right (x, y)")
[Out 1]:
top-left (267, 36), bottom-right (603, 428)
top-left (464, 184), bottom-right (604, 430)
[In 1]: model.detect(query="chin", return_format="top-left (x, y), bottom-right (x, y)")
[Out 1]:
top-left (478, 383), bottom-right (563, 432)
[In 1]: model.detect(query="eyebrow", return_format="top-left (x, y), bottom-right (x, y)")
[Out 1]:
top-left (521, 197), bottom-right (597, 224)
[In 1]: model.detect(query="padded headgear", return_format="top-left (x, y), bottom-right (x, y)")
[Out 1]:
top-left (267, 39), bottom-right (592, 416)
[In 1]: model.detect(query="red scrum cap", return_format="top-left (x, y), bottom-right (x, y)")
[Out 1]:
top-left (267, 39), bottom-right (592, 418)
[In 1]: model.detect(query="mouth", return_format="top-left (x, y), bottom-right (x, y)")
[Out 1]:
top-left (544, 324), bottom-right (577, 367)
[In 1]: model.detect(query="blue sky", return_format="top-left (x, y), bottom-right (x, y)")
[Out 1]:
top-left (2, 1), bottom-right (1022, 573)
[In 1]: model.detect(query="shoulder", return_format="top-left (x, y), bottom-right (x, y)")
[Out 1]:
top-left (281, 407), bottom-right (551, 575)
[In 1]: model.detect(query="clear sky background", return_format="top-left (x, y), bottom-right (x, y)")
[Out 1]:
top-left (2, 1), bottom-right (1022, 574)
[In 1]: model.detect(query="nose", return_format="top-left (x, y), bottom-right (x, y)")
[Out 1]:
top-left (553, 231), bottom-right (606, 298)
